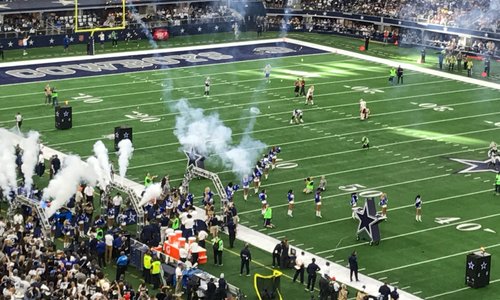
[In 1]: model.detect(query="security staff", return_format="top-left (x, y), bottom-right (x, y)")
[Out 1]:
top-left (306, 258), bottom-right (320, 292)
top-left (143, 250), bottom-right (152, 284)
top-left (240, 243), bottom-right (251, 276)
top-left (272, 242), bottom-right (282, 267)
top-left (151, 257), bottom-right (162, 289)
top-left (349, 251), bottom-right (359, 281)
top-left (213, 236), bottom-right (224, 266)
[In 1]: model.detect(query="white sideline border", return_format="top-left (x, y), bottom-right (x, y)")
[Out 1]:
top-left (9, 36), bottom-right (499, 299)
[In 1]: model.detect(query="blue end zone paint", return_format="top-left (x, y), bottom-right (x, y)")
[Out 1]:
top-left (0, 42), bottom-right (326, 85)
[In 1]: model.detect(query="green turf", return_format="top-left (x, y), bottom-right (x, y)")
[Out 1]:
top-left (1, 32), bottom-right (500, 299)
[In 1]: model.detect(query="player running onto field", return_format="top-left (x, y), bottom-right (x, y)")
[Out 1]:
top-left (305, 85), bottom-right (314, 105)
top-left (204, 76), bottom-right (211, 96)
top-left (359, 98), bottom-right (370, 120)
top-left (264, 64), bottom-right (272, 83)
top-left (290, 109), bottom-right (304, 124)
top-left (314, 188), bottom-right (322, 218)
top-left (287, 190), bottom-right (294, 217)
top-left (294, 78), bottom-right (300, 97)
top-left (415, 194), bottom-right (422, 222)
top-left (488, 142), bottom-right (499, 168)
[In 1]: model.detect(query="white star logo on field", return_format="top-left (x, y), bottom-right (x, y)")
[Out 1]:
top-left (49, 38), bottom-right (54, 44)
top-left (7, 41), bottom-right (13, 47)
top-left (180, 28), bottom-right (185, 33)
top-left (197, 27), bottom-right (202, 32)
top-left (449, 158), bottom-right (499, 174)
top-left (28, 40), bottom-right (34, 46)
top-left (468, 261), bottom-right (475, 270)
top-left (69, 37), bottom-right (74, 42)
top-left (481, 262), bottom-right (488, 270)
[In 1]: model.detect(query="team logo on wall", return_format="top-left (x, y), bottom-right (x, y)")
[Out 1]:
top-left (253, 47), bottom-right (296, 55)
top-left (449, 158), bottom-right (499, 174)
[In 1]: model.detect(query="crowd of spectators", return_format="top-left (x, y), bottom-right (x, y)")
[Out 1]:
top-left (265, 0), bottom-right (500, 33)
top-left (0, 13), bottom-right (42, 37)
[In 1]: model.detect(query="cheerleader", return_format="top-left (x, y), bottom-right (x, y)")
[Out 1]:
top-left (203, 187), bottom-right (214, 206)
top-left (262, 155), bottom-right (271, 180)
top-left (259, 189), bottom-right (268, 215)
top-left (415, 195), bottom-right (422, 222)
top-left (287, 190), bottom-right (294, 217)
top-left (242, 176), bottom-right (251, 201)
top-left (314, 189), bottom-right (322, 218)
top-left (269, 146), bottom-right (280, 169)
top-left (62, 220), bottom-right (74, 248)
top-left (350, 192), bottom-right (358, 219)
top-left (165, 195), bottom-right (174, 217)
top-left (379, 193), bottom-right (388, 219)
top-left (253, 167), bottom-right (262, 194)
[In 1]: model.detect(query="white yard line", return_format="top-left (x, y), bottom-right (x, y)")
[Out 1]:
top-left (425, 278), bottom-right (500, 299)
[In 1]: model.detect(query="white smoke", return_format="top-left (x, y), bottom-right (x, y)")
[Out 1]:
top-left (86, 156), bottom-right (106, 190)
top-left (0, 129), bottom-right (18, 194)
top-left (93, 141), bottom-right (112, 186)
top-left (118, 139), bottom-right (134, 178)
top-left (44, 155), bottom-right (97, 218)
top-left (21, 131), bottom-right (40, 193)
top-left (173, 99), bottom-right (266, 178)
top-left (138, 183), bottom-right (162, 207)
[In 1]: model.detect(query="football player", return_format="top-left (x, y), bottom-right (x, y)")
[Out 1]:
top-left (314, 188), bottom-right (322, 218)
top-left (259, 189), bottom-right (268, 215)
top-left (290, 109), bottom-right (304, 124)
top-left (305, 85), bottom-right (314, 105)
top-left (264, 64), bottom-right (272, 83)
top-left (204, 76), bottom-right (211, 96)
top-left (488, 142), bottom-right (499, 168)
top-left (294, 78), bottom-right (300, 97)
top-left (359, 98), bottom-right (370, 120)
top-left (287, 189), bottom-right (294, 217)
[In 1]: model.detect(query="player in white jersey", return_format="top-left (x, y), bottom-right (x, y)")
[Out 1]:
top-left (204, 76), bottom-right (211, 96)
top-left (488, 142), bottom-right (500, 168)
top-left (290, 109), bottom-right (304, 124)
top-left (264, 64), bottom-right (272, 83)
top-left (359, 98), bottom-right (370, 120)
top-left (305, 85), bottom-right (314, 105)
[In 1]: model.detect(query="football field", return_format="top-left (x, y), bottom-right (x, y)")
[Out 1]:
top-left (1, 37), bottom-right (500, 299)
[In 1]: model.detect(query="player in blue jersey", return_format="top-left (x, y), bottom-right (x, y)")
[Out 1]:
top-left (379, 193), bottom-right (388, 219)
top-left (264, 64), bottom-right (272, 83)
top-left (314, 189), bottom-right (322, 218)
top-left (242, 175), bottom-right (251, 201)
top-left (259, 189), bottom-right (268, 215)
top-left (287, 189), bottom-right (295, 217)
top-left (415, 194), bottom-right (422, 222)
top-left (350, 192), bottom-right (358, 219)
top-left (253, 168), bottom-right (262, 194)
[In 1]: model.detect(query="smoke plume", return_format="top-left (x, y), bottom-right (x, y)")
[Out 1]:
top-left (173, 99), bottom-right (266, 178)
top-left (138, 183), bottom-right (162, 207)
top-left (44, 155), bottom-right (97, 218)
top-left (118, 139), bottom-right (134, 178)
top-left (0, 129), bottom-right (18, 194)
top-left (93, 141), bottom-right (112, 186)
top-left (21, 131), bottom-right (40, 193)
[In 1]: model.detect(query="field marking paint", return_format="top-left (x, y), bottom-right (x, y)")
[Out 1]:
top-left (378, 277), bottom-right (388, 281)
top-left (368, 242), bottom-right (500, 276)
top-left (268, 189), bottom-right (490, 237)
top-left (425, 278), bottom-right (500, 299)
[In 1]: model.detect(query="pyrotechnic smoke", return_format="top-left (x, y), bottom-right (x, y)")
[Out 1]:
top-left (138, 183), bottom-right (162, 207)
top-left (173, 99), bottom-right (266, 178)
top-left (86, 156), bottom-right (106, 190)
top-left (0, 129), bottom-right (18, 194)
top-left (44, 155), bottom-right (97, 218)
top-left (21, 131), bottom-right (40, 193)
top-left (118, 139), bottom-right (134, 178)
top-left (93, 141), bottom-right (112, 186)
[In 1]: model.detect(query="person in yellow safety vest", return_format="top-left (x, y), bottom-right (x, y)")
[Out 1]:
top-left (144, 173), bottom-right (157, 187)
top-left (212, 236), bottom-right (224, 266)
top-left (389, 67), bottom-right (397, 85)
top-left (303, 177), bottom-right (314, 194)
top-left (151, 257), bottom-right (162, 289)
top-left (171, 216), bottom-right (180, 230)
top-left (495, 171), bottom-right (500, 195)
top-left (143, 250), bottom-right (152, 284)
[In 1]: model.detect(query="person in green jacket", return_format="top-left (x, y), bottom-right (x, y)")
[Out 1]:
top-left (264, 205), bottom-right (274, 228)
top-left (495, 171), bottom-right (500, 195)
top-left (144, 173), bottom-right (157, 187)
top-left (212, 236), bottom-right (224, 266)
top-left (389, 67), bottom-right (396, 85)
top-left (303, 177), bottom-right (314, 194)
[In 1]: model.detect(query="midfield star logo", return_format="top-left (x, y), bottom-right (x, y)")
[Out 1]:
top-left (449, 158), bottom-right (499, 174)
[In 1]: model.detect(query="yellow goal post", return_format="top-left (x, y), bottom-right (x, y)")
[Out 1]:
top-left (74, 0), bottom-right (126, 36)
